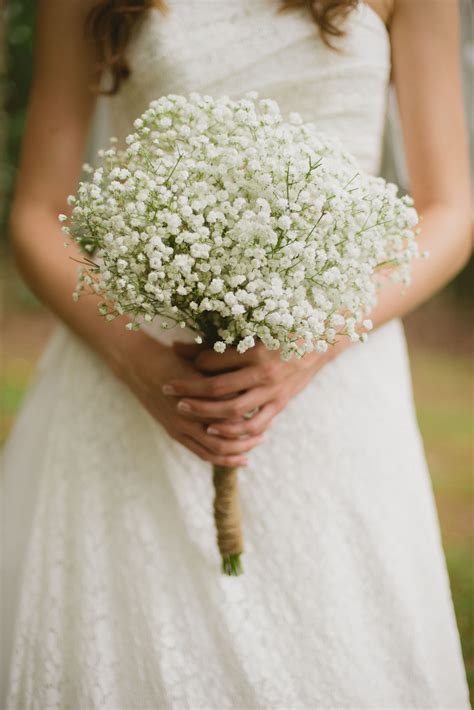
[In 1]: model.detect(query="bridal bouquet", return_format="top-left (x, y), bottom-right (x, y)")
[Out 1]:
top-left (60, 91), bottom-right (420, 576)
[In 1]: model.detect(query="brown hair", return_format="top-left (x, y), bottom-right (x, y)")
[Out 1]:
top-left (86, 0), bottom-right (358, 95)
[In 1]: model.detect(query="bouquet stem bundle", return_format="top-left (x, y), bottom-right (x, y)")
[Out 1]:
top-left (212, 464), bottom-right (244, 575)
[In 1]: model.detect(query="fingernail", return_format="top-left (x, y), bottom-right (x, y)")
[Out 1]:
top-left (162, 384), bottom-right (176, 395)
top-left (177, 401), bottom-right (191, 412)
top-left (238, 434), bottom-right (250, 440)
top-left (207, 427), bottom-right (219, 435)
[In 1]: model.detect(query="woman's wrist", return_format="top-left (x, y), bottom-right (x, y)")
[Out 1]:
top-left (93, 315), bottom-right (166, 383)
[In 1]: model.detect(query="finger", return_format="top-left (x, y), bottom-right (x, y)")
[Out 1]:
top-left (175, 433), bottom-right (250, 468)
top-left (176, 386), bottom-right (271, 421)
top-left (172, 341), bottom-right (206, 361)
top-left (165, 364), bottom-right (264, 399)
top-left (205, 402), bottom-right (278, 438)
top-left (182, 420), bottom-right (265, 455)
top-left (194, 347), bottom-right (257, 373)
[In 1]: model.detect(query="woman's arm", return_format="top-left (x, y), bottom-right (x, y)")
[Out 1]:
top-left (9, 0), bottom-right (258, 467)
top-left (165, 0), bottom-right (472, 437)
top-left (9, 0), bottom-right (145, 368)
top-left (368, 0), bottom-right (472, 327)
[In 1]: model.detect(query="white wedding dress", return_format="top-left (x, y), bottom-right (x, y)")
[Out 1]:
top-left (1, 2), bottom-right (470, 708)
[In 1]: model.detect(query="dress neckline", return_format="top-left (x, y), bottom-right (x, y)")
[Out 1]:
top-left (151, 2), bottom-right (391, 44)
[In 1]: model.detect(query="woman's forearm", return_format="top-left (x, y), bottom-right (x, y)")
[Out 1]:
top-left (368, 203), bottom-right (472, 330)
top-left (9, 204), bottom-right (159, 372)
top-left (325, 202), bottom-right (472, 364)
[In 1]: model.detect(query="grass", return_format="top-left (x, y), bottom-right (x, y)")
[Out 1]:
top-left (1, 292), bottom-right (473, 700)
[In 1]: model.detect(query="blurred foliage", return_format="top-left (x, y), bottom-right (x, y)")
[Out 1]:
top-left (1, 0), bottom-right (472, 302)
top-left (1, 0), bottom-right (35, 232)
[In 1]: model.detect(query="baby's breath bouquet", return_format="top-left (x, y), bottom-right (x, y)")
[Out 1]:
top-left (60, 91), bottom-right (420, 576)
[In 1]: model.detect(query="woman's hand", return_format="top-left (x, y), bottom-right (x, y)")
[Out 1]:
top-left (109, 331), bottom-right (264, 467)
top-left (163, 340), bottom-right (341, 440)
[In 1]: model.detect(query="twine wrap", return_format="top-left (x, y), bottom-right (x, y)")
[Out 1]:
top-left (212, 465), bottom-right (244, 575)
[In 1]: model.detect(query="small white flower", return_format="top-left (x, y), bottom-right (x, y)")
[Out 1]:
top-left (231, 304), bottom-right (245, 316)
top-left (213, 341), bottom-right (226, 353)
top-left (277, 215), bottom-right (292, 230)
top-left (209, 278), bottom-right (224, 294)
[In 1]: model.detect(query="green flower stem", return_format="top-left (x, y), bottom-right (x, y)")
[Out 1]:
top-left (222, 553), bottom-right (244, 576)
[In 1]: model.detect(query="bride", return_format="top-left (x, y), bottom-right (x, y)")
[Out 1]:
top-left (2, 0), bottom-right (471, 707)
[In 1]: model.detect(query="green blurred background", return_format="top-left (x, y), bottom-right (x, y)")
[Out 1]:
top-left (1, 0), bottom-right (473, 700)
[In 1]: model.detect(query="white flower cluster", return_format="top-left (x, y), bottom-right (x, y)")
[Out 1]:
top-left (61, 92), bottom-right (420, 359)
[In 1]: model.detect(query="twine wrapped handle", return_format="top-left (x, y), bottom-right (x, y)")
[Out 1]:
top-left (212, 465), bottom-right (244, 575)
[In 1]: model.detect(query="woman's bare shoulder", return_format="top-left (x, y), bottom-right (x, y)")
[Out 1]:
top-left (365, 0), bottom-right (394, 29)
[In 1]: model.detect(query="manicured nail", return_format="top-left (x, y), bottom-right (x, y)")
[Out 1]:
top-left (162, 384), bottom-right (176, 395)
top-left (177, 401), bottom-right (191, 412)
top-left (238, 434), bottom-right (250, 440)
top-left (207, 427), bottom-right (219, 435)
